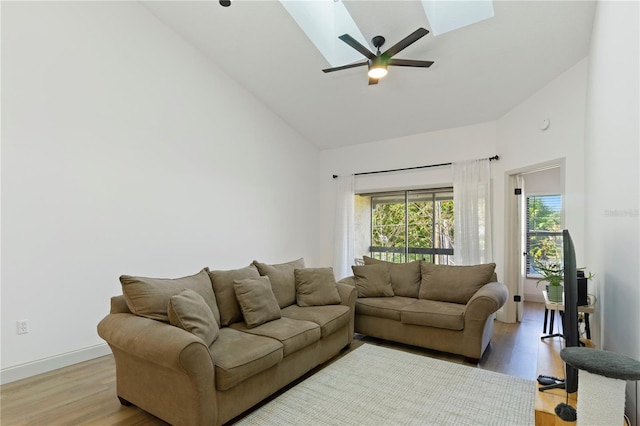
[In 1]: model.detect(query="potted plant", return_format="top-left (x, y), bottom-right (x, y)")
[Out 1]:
top-left (536, 261), bottom-right (565, 302)
top-left (535, 260), bottom-right (594, 303)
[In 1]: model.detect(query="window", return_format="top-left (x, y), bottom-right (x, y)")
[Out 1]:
top-left (369, 189), bottom-right (454, 264)
top-left (526, 194), bottom-right (562, 276)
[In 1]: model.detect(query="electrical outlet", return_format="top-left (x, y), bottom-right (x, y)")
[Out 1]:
top-left (17, 320), bottom-right (29, 335)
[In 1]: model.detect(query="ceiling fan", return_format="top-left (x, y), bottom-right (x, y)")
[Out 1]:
top-left (322, 27), bottom-right (434, 85)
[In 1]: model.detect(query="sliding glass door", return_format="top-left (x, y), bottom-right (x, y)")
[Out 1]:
top-left (370, 189), bottom-right (454, 264)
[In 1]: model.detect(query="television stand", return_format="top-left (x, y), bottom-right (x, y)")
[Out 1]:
top-left (535, 336), bottom-right (578, 425)
top-left (535, 336), bottom-right (594, 425)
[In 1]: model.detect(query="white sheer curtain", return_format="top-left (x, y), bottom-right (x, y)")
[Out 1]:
top-left (453, 159), bottom-right (493, 265)
top-left (333, 175), bottom-right (355, 280)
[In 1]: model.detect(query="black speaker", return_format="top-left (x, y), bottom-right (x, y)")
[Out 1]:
top-left (577, 272), bottom-right (588, 306)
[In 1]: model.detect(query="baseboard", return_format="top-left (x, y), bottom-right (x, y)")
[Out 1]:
top-left (0, 343), bottom-right (111, 385)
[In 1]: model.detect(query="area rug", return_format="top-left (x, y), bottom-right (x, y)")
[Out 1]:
top-left (236, 344), bottom-right (535, 425)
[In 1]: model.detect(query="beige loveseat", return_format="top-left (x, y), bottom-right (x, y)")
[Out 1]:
top-left (338, 257), bottom-right (508, 362)
top-left (97, 259), bottom-right (355, 426)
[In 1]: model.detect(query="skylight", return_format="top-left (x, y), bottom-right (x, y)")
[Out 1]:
top-left (279, 0), bottom-right (369, 67)
top-left (421, 0), bottom-right (494, 36)
top-left (280, 0), bottom-right (494, 68)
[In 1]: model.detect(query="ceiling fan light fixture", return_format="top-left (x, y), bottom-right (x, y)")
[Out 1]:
top-left (368, 62), bottom-right (388, 79)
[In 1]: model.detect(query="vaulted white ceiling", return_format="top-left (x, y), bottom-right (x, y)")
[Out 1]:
top-left (142, 1), bottom-right (596, 150)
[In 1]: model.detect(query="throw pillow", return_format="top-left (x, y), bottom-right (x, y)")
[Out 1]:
top-left (208, 265), bottom-right (260, 326)
top-left (120, 268), bottom-right (220, 324)
top-left (253, 258), bottom-right (305, 308)
top-left (351, 263), bottom-right (394, 298)
top-left (419, 262), bottom-right (497, 304)
top-left (294, 267), bottom-right (342, 307)
top-left (234, 276), bottom-right (282, 328)
top-left (363, 256), bottom-right (421, 298)
top-left (168, 289), bottom-right (219, 346)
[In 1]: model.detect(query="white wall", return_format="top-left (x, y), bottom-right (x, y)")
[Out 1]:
top-left (524, 167), bottom-right (563, 195)
top-left (1, 2), bottom-right (319, 381)
top-left (319, 58), bottom-right (589, 315)
top-left (584, 1), bottom-right (639, 423)
top-left (494, 59), bottom-right (588, 322)
top-left (318, 121), bottom-right (498, 275)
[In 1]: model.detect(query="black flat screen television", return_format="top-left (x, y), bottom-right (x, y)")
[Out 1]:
top-left (562, 229), bottom-right (579, 393)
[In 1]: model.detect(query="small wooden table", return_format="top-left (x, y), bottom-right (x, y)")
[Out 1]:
top-left (542, 291), bottom-right (595, 339)
top-left (535, 335), bottom-right (580, 426)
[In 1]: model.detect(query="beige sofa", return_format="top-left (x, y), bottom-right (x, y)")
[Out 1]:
top-left (97, 259), bottom-right (355, 426)
top-left (338, 257), bottom-right (508, 362)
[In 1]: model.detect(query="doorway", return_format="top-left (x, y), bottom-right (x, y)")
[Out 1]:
top-left (504, 160), bottom-right (564, 323)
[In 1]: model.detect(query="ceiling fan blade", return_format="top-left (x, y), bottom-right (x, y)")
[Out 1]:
top-left (388, 58), bottom-right (434, 68)
top-left (382, 28), bottom-right (429, 58)
top-left (339, 34), bottom-right (376, 60)
top-left (368, 77), bottom-right (379, 86)
top-left (322, 61), bottom-right (369, 73)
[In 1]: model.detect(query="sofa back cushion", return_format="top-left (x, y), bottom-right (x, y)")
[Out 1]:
top-left (253, 258), bottom-right (305, 308)
top-left (419, 262), bottom-right (496, 304)
top-left (363, 256), bottom-right (421, 298)
top-left (294, 267), bottom-right (342, 307)
top-left (351, 263), bottom-right (394, 298)
top-left (234, 276), bottom-right (282, 328)
top-left (208, 265), bottom-right (260, 326)
top-left (120, 268), bottom-right (220, 324)
top-left (168, 289), bottom-right (220, 345)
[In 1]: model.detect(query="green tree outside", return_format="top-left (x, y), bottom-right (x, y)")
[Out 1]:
top-left (527, 195), bottom-right (562, 274)
top-left (371, 191), bottom-right (454, 263)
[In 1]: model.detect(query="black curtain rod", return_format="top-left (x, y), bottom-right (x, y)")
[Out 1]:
top-left (332, 155), bottom-right (499, 179)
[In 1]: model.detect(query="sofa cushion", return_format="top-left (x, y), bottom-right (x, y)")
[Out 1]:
top-left (253, 258), bottom-right (305, 308)
top-left (400, 299), bottom-right (466, 330)
top-left (419, 262), bottom-right (497, 304)
top-left (208, 265), bottom-right (259, 326)
top-left (294, 267), bottom-right (341, 307)
top-left (230, 317), bottom-right (320, 357)
top-left (363, 257), bottom-right (421, 298)
top-left (168, 289), bottom-right (220, 346)
top-left (351, 263), bottom-right (394, 298)
top-left (209, 328), bottom-right (283, 391)
top-left (355, 296), bottom-right (419, 321)
top-left (234, 276), bottom-right (281, 328)
top-left (281, 304), bottom-right (351, 338)
top-left (120, 268), bottom-right (220, 325)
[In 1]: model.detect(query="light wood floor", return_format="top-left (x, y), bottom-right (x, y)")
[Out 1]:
top-left (1, 302), bottom-right (545, 426)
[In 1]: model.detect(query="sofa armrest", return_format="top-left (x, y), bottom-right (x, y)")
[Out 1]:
top-left (98, 312), bottom-right (217, 425)
top-left (336, 281), bottom-right (356, 343)
top-left (338, 276), bottom-right (358, 301)
top-left (465, 281), bottom-right (508, 321)
top-left (110, 295), bottom-right (131, 314)
top-left (97, 312), bottom-right (213, 373)
top-left (337, 276), bottom-right (356, 288)
top-left (336, 281), bottom-right (356, 308)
